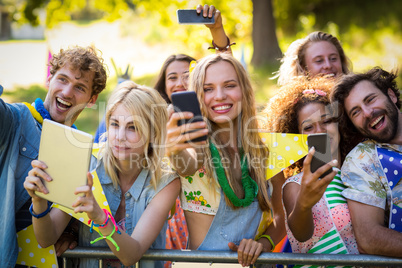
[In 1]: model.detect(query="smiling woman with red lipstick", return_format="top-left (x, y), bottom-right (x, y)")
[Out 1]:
top-left (151, 4), bottom-right (235, 257)
top-left (166, 53), bottom-right (285, 267)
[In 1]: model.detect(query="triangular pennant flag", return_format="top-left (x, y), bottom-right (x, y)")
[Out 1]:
top-left (16, 170), bottom-right (110, 268)
top-left (259, 132), bottom-right (309, 179)
top-left (16, 225), bottom-right (58, 268)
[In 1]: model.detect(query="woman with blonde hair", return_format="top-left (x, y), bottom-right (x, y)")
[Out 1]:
top-left (25, 81), bottom-right (180, 267)
top-left (274, 31), bottom-right (352, 86)
top-left (166, 53), bottom-right (285, 267)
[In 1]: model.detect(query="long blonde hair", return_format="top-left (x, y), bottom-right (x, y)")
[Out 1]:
top-left (101, 80), bottom-right (168, 189)
top-left (190, 54), bottom-right (271, 211)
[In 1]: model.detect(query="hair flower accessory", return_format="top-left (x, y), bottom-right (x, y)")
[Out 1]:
top-left (302, 89), bottom-right (327, 96)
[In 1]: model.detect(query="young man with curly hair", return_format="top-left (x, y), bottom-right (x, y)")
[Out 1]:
top-left (0, 46), bottom-right (107, 267)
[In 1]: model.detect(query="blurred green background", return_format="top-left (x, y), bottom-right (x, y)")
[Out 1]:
top-left (1, 0), bottom-right (401, 134)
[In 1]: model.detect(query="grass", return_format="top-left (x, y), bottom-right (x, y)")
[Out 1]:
top-left (3, 85), bottom-right (48, 103)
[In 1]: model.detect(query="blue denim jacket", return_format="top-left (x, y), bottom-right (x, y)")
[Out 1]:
top-left (197, 190), bottom-right (263, 250)
top-left (77, 156), bottom-right (177, 268)
top-left (0, 96), bottom-right (42, 267)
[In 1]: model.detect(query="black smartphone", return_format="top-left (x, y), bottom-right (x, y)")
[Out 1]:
top-left (171, 91), bottom-right (207, 142)
top-left (177, 9), bottom-right (215, 25)
top-left (307, 133), bottom-right (333, 178)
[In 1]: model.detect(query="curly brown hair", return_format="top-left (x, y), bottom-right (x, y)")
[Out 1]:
top-left (261, 76), bottom-right (352, 168)
top-left (262, 76), bottom-right (335, 133)
top-left (330, 67), bottom-right (399, 149)
top-left (49, 46), bottom-right (107, 96)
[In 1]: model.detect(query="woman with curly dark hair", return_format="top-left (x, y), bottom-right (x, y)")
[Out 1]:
top-left (261, 76), bottom-right (359, 256)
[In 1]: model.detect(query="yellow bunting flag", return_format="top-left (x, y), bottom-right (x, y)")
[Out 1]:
top-left (16, 225), bottom-right (58, 268)
top-left (17, 170), bottom-right (110, 267)
top-left (254, 210), bottom-right (273, 240)
top-left (259, 132), bottom-right (309, 179)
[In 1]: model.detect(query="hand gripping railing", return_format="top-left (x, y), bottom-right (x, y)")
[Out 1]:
top-left (61, 247), bottom-right (402, 268)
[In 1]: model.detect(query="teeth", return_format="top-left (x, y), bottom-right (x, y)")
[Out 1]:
top-left (370, 116), bottom-right (383, 128)
top-left (213, 105), bottom-right (231, 111)
top-left (57, 97), bottom-right (72, 107)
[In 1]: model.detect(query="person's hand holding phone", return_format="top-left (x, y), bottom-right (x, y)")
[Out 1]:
top-left (298, 147), bottom-right (338, 210)
top-left (196, 4), bottom-right (222, 30)
top-left (177, 4), bottom-right (231, 55)
top-left (166, 111), bottom-right (208, 157)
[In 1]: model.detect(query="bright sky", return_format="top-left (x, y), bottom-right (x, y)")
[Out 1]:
top-left (0, 21), bottom-right (176, 90)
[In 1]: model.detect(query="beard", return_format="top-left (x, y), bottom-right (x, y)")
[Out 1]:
top-left (356, 99), bottom-right (399, 143)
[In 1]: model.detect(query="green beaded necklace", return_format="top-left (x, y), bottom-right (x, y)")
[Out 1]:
top-left (209, 141), bottom-right (258, 207)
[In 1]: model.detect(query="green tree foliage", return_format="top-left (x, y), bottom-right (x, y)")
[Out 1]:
top-left (12, 0), bottom-right (402, 43)
top-left (9, 0), bottom-right (402, 78)
top-left (274, 0), bottom-right (401, 36)
top-left (10, 0), bottom-right (252, 58)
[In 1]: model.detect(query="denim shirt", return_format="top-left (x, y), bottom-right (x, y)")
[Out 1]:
top-left (0, 97), bottom-right (42, 267)
top-left (197, 189), bottom-right (263, 250)
top-left (77, 156), bottom-right (177, 268)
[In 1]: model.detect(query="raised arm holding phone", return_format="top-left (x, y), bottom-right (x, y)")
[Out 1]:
top-left (262, 76), bottom-right (359, 254)
top-left (152, 4), bottom-right (236, 254)
top-left (166, 53), bottom-right (286, 267)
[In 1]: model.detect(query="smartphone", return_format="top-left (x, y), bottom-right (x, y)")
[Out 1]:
top-left (177, 9), bottom-right (215, 25)
top-left (307, 133), bottom-right (333, 178)
top-left (171, 91), bottom-right (207, 142)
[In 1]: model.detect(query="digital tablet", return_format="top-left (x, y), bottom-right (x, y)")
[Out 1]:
top-left (36, 119), bottom-right (93, 210)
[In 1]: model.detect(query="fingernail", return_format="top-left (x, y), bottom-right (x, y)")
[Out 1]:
top-left (309, 146), bottom-right (315, 152)
top-left (332, 159), bottom-right (338, 166)
top-left (333, 167), bottom-right (340, 173)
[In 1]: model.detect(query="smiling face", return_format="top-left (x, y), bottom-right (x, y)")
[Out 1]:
top-left (108, 104), bottom-right (145, 162)
top-left (165, 60), bottom-right (190, 101)
top-left (43, 64), bottom-right (97, 126)
top-left (202, 61), bottom-right (242, 128)
top-left (298, 102), bottom-right (340, 161)
top-left (304, 41), bottom-right (343, 78)
top-left (344, 80), bottom-right (399, 143)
